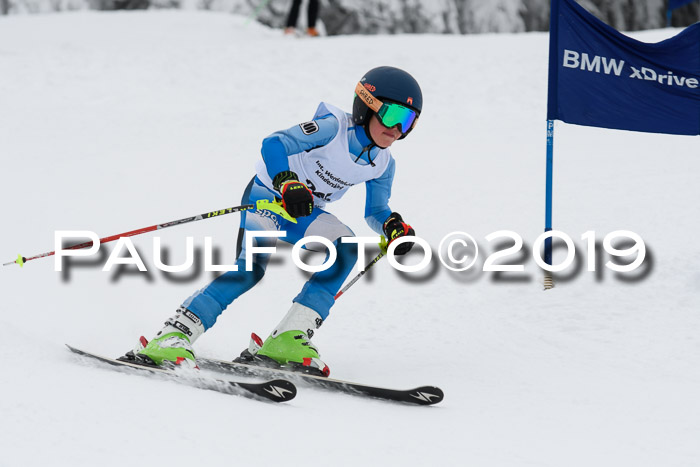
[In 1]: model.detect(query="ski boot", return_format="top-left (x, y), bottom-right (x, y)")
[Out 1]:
top-left (119, 307), bottom-right (204, 369)
top-left (235, 303), bottom-right (330, 377)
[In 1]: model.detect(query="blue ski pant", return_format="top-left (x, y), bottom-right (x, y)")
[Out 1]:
top-left (182, 178), bottom-right (358, 330)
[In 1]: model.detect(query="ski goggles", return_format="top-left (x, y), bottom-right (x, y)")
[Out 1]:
top-left (355, 82), bottom-right (418, 134)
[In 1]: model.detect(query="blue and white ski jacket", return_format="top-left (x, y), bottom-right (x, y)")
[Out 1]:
top-left (255, 102), bottom-right (396, 234)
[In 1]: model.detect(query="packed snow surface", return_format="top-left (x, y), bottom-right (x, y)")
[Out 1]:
top-left (1, 10), bottom-right (699, 467)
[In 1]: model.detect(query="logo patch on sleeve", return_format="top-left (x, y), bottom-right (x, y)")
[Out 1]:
top-left (299, 121), bottom-right (319, 135)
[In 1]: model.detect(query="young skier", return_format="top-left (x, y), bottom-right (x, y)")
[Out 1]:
top-left (124, 66), bottom-right (423, 376)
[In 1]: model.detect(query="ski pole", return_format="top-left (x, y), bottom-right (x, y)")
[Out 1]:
top-left (3, 199), bottom-right (295, 268)
top-left (334, 237), bottom-right (388, 300)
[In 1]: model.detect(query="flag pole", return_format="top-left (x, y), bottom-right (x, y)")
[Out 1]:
top-left (544, 119), bottom-right (555, 290)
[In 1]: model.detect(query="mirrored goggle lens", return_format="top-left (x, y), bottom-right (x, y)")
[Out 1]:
top-left (377, 103), bottom-right (417, 134)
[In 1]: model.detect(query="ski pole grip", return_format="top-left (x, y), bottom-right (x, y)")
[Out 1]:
top-left (255, 199), bottom-right (297, 224)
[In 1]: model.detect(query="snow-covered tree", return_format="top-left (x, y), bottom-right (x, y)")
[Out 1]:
top-left (2, 0), bottom-right (698, 32)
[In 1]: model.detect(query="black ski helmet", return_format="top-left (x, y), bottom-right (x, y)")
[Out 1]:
top-left (353, 66), bottom-right (423, 140)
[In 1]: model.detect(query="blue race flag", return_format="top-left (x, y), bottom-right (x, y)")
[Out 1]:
top-left (669, 0), bottom-right (696, 10)
top-left (547, 0), bottom-right (700, 135)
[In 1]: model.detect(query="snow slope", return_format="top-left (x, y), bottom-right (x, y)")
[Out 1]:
top-left (1, 10), bottom-right (699, 467)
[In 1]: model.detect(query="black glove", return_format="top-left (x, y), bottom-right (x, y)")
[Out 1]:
top-left (382, 212), bottom-right (415, 256)
top-left (273, 171), bottom-right (314, 218)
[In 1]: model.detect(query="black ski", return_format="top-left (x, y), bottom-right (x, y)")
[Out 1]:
top-left (66, 345), bottom-right (296, 403)
top-left (196, 356), bottom-right (444, 406)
